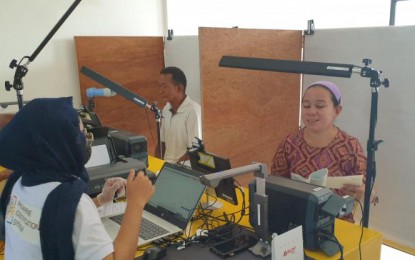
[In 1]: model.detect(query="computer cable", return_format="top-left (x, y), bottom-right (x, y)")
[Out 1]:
top-left (144, 108), bottom-right (157, 151)
top-left (137, 243), bottom-right (157, 253)
top-left (196, 208), bottom-right (230, 229)
top-left (212, 184), bottom-right (247, 226)
top-left (185, 221), bottom-right (218, 247)
top-left (205, 223), bottom-right (235, 244)
top-left (197, 181), bottom-right (247, 223)
top-left (194, 205), bottom-right (220, 231)
top-left (234, 181), bottom-right (246, 216)
top-left (318, 230), bottom-right (344, 260)
top-left (200, 191), bottom-right (219, 209)
top-left (201, 206), bottom-right (253, 239)
top-left (232, 182), bottom-right (247, 225)
top-left (355, 198), bottom-right (364, 260)
top-left (190, 180), bottom-right (252, 246)
top-left (153, 233), bottom-right (184, 248)
top-left (191, 203), bottom-right (257, 249)
top-left (196, 199), bottom-right (247, 230)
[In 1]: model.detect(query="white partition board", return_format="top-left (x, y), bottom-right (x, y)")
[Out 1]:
top-left (304, 26), bottom-right (415, 249)
top-left (164, 36), bottom-right (201, 105)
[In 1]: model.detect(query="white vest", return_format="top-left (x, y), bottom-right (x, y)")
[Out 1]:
top-left (5, 178), bottom-right (113, 260)
top-left (161, 96), bottom-right (202, 163)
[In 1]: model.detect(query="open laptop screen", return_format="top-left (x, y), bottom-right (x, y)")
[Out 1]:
top-left (145, 162), bottom-right (206, 229)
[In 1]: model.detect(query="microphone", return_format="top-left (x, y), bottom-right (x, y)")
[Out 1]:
top-left (86, 87), bottom-right (116, 98)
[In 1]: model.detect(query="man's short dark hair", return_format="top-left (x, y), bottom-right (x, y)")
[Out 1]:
top-left (160, 67), bottom-right (187, 92)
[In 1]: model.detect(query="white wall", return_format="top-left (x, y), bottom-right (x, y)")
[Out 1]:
top-left (0, 0), bottom-right (165, 112)
top-left (166, 0), bottom-right (391, 35)
top-left (395, 1), bottom-right (415, 25)
top-left (164, 36), bottom-right (201, 105)
top-left (0, 0), bottom-right (402, 110)
top-left (304, 26), bottom-right (415, 250)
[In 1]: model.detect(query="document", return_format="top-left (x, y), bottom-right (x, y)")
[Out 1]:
top-left (325, 175), bottom-right (363, 189)
top-left (291, 169), bottom-right (363, 189)
top-left (98, 202), bottom-right (127, 218)
top-left (85, 144), bottom-right (111, 168)
top-left (291, 168), bottom-right (328, 186)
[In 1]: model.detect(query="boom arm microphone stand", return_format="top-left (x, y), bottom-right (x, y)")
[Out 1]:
top-left (4, 0), bottom-right (82, 110)
top-left (219, 56), bottom-right (389, 228)
top-left (80, 66), bottom-right (163, 158)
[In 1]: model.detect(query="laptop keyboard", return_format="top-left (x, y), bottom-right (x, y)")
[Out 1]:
top-left (109, 214), bottom-right (170, 240)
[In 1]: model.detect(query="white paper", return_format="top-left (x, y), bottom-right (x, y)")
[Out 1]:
top-left (98, 202), bottom-right (127, 218)
top-left (325, 175), bottom-right (363, 189)
top-left (272, 226), bottom-right (303, 260)
top-left (290, 173), bottom-right (310, 183)
top-left (291, 168), bottom-right (328, 186)
top-left (291, 169), bottom-right (363, 190)
top-left (85, 144), bottom-right (111, 168)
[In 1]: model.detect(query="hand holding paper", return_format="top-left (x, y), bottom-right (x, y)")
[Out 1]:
top-left (325, 175), bottom-right (363, 189)
top-left (291, 168), bottom-right (328, 186)
top-left (291, 169), bottom-right (363, 190)
top-left (340, 182), bottom-right (365, 200)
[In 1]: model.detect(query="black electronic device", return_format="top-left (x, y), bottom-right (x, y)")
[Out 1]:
top-left (210, 233), bottom-right (257, 258)
top-left (142, 246), bottom-right (167, 260)
top-left (88, 134), bottom-right (118, 165)
top-left (108, 129), bottom-right (148, 166)
top-left (78, 105), bottom-right (103, 129)
top-left (87, 127), bottom-right (111, 139)
top-left (249, 175), bottom-right (334, 252)
top-left (189, 150), bottom-right (238, 206)
top-left (87, 157), bottom-right (146, 196)
top-left (84, 127), bottom-right (148, 196)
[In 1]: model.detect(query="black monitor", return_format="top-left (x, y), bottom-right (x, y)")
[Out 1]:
top-left (189, 150), bottom-right (238, 205)
top-left (249, 175), bottom-right (335, 251)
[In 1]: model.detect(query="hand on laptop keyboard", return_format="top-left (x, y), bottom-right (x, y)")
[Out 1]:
top-left (144, 168), bottom-right (157, 184)
top-left (126, 170), bottom-right (155, 208)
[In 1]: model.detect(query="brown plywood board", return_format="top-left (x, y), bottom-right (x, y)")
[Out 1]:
top-left (199, 28), bottom-right (302, 184)
top-left (75, 36), bottom-right (165, 156)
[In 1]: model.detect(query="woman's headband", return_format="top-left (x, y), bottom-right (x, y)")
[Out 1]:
top-left (306, 81), bottom-right (341, 104)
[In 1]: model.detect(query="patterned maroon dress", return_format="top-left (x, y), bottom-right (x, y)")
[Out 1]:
top-left (271, 127), bottom-right (367, 222)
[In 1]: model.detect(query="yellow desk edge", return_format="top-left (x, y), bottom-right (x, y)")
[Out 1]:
top-left (147, 156), bottom-right (164, 174)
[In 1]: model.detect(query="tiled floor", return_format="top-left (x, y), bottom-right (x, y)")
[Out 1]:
top-left (381, 245), bottom-right (415, 260)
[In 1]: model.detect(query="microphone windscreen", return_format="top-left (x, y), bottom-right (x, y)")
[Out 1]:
top-left (86, 87), bottom-right (98, 98)
top-left (86, 88), bottom-right (115, 98)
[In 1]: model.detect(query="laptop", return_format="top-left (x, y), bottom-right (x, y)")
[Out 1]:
top-left (101, 162), bottom-right (206, 246)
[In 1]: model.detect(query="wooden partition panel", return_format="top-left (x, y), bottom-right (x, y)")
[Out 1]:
top-left (199, 28), bottom-right (302, 184)
top-left (75, 37), bottom-right (165, 156)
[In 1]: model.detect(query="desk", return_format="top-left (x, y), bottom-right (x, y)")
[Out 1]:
top-left (135, 218), bottom-right (383, 260)
top-left (0, 216), bottom-right (384, 260)
top-left (135, 215), bottom-right (382, 260)
top-left (0, 157), bottom-right (382, 260)
top-left (134, 171), bottom-right (382, 260)
top-left (190, 203), bottom-right (381, 259)
top-left (136, 157), bottom-right (382, 259)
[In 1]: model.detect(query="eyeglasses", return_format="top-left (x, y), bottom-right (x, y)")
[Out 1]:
top-left (81, 128), bottom-right (94, 146)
